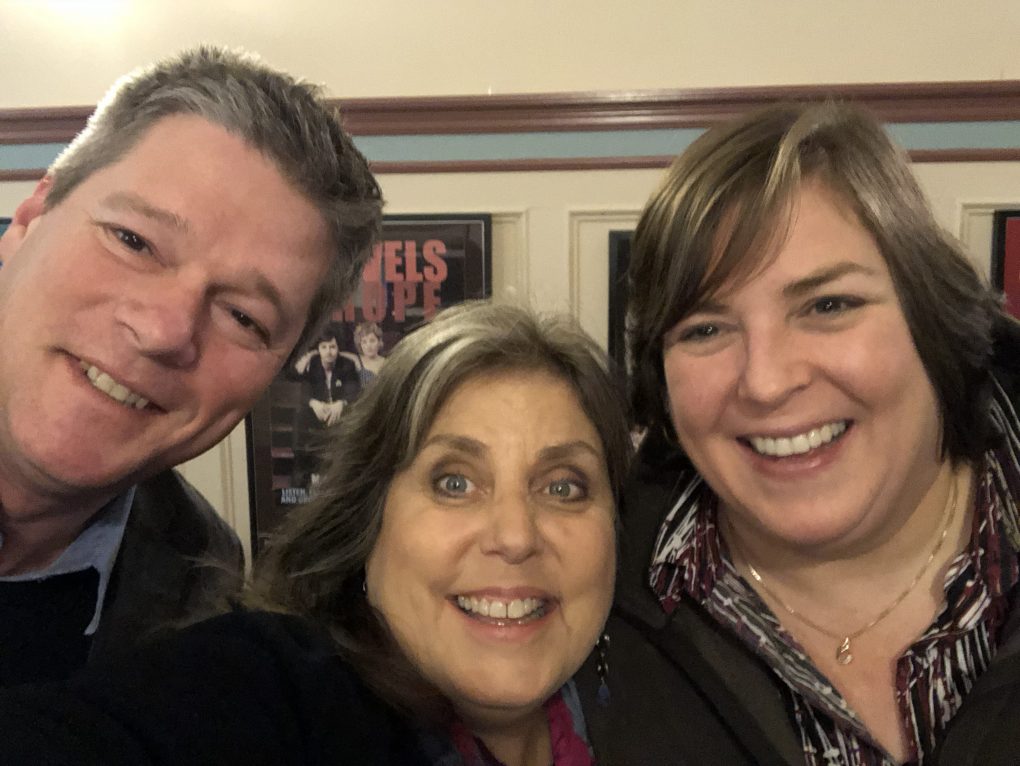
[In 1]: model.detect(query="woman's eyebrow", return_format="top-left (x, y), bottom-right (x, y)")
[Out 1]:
top-left (782, 262), bottom-right (878, 299)
top-left (538, 441), bottom-right (603, 463)
top-left (687, 297), bottom-right (729, 315)
top-left (420, 434), bottom-right (488, 457)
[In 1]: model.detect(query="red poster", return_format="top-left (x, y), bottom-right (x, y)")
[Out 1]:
top-left (246, 214), bottom-right (491, 550)
top-left (999, 215), bottom-right (1020, 319)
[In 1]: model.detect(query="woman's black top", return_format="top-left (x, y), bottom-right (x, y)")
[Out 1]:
top-left (0, 610), bottom-right (432, 765)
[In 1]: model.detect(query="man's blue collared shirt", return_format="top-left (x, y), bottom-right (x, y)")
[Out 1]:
top-left (0, 488), bottom-right (135, 635)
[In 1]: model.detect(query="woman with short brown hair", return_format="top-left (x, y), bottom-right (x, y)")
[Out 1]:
top-left (578, 102), bottom-right (1020, 765)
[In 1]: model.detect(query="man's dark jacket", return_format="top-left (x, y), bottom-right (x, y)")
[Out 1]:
top-left (91, 469), bottom-right (244, 659)
top-left (0, 469), bottom-right (243, 686)
top-left (576, 318), bottom-right (1020, 765)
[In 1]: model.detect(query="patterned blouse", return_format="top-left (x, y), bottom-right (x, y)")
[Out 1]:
top-left (649, 380), bottom-right (1020, 765)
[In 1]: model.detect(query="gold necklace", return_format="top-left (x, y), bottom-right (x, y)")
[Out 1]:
top-left (739, 475), bottom-right (958, 666)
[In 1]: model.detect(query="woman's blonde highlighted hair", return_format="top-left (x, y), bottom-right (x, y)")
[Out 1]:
top-left (629, 102), bottom-right (1005, 461)
top-left (250, 300), bottom-right (631, 719)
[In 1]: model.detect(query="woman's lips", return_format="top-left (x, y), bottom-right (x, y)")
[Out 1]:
top-left (455, 594), bottom-right (547, 621)
top-left (743, 420), bottom-right (850, 458)
top-left (451, 590), bottom-right (557, 627)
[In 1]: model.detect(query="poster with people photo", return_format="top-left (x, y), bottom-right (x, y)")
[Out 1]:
top-left (246, 213), bottom-right (492, 551)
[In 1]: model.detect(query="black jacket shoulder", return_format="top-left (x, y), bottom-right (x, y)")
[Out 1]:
top-left (91, 470), bottom-right (245, 658)
top-left (0, 611), bottom-right (431, 765)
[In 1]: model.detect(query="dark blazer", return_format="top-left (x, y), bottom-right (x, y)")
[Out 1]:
top-left (89, 469), bottom-right (244, 661)
top-left (292, 355), bottom-right (361, 406)
top-left (0, 611), bottom-right (432, 765)
top-left (575, 434), bottom-right (803, 766)
top-left (576, 318), bottom-right (1020, 765)
top-left (288, 355), bottom-right (362, 455)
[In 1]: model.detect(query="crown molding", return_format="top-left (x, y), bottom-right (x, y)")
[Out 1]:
top-left (340, 81), bottom-right (1020, 136)
top-left (2, 80), bottom-right (1019, 145)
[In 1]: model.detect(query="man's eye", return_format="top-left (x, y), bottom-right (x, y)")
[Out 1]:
top-left (230, 308), bottom-right (269, 342)
top-left (112, 227), bottom-right (149, 253)
top-left (435, 473), bottom-right (473, 496)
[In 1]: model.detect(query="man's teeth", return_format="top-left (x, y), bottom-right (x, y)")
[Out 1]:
top-left (456, 595), bottom-right (545, 620)
top-left (80, 362), bottom-right (149, 409)
top-left (750, 421), bottom-right (847, 457)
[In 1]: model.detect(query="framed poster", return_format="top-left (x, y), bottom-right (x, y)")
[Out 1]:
top-left (608, 230), bottom-right (633, 374)
top-left (246, 213), bottom-right (491, 552)
top-left (992, 209), bottom-right (1020, 319)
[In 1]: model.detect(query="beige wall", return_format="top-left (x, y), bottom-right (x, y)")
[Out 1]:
top-left (3, 0), bottom-right (1019, 552)
top-left (2, 0), bottom-right (1020, 106)
top-left (179, 161), bottom-right (1020, 557)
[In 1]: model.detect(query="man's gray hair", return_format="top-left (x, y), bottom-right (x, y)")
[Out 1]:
top-left (46, 45), bottom-right (383, 352)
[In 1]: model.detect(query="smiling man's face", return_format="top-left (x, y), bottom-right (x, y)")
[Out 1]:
top-left (0, 115), bottom-right (332, 503)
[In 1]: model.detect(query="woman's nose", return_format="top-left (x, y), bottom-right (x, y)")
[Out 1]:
top-left (480, 492), bottom-right (541, 564)
top-left (736, 326), bottom-right (811, 407)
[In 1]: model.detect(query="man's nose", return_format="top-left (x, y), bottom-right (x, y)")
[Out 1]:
top-left (114, 276), bottom-right (203, 368)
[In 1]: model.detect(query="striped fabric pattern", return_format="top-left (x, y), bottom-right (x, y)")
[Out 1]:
top-left (649, 379), bottom-right (1020, 766)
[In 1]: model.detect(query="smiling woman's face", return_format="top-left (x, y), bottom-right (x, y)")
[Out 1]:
top-left (364, 368), bottom-right (616, 728)
top-left (359, 332), bottom-right (381, 358)
top-left (661, 180), bottom-right (943, 554)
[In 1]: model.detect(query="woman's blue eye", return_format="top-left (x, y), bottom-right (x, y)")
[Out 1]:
top-left (436, 474), bottom-right (471, 494)
top-left (546, 479), bottom-right (586, 501)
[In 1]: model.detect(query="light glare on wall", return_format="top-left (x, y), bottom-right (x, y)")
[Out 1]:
top-left (35, 0), bottom-right (128, 18)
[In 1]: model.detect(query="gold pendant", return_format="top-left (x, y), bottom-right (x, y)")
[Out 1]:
top-left (836, 637), bottom-right (853, 665)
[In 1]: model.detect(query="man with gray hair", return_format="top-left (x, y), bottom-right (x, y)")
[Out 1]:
top-left (0, 46), bottom-right (383, 685)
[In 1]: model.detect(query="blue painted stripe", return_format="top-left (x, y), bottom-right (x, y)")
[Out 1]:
top-left (887, 121), bottom-right (1020, 150)
top-left (0, 143), bottom-right (65, 170)
top-left (1, 122), bottom-right (1018, 170)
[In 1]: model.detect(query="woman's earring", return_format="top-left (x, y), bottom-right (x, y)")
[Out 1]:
top-left (595, 633), bottom-right (611, 707)
top-left (361, 576), bottom-right (368, 597)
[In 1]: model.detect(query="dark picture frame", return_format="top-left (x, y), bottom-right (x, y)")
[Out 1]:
top-left (992, 209), bottom-right (1020, 319)
top-left (245, 213), bottom-right (492, 553)
top-left (0, 217), bottom-right (9, 267)
top-left (608, 230), bottom-right (633, 374)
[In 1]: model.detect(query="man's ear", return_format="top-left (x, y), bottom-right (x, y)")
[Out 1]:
top-left (0, 176), bottom-right (53, 263)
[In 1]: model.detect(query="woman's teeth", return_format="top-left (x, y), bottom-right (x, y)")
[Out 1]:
top-left (749, 421), bottom-right (847, 457)
top-left (456, 595), bottom-right (546, 621)
top-left (80, 362), bottom-right (149, 409)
